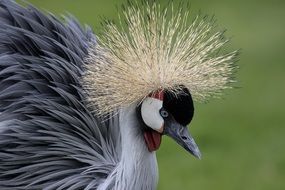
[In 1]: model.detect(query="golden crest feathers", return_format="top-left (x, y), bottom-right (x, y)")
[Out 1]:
top-left (82, 2), bottom-right (238, 116)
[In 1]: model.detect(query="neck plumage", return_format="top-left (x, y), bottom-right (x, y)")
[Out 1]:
top-left (99, 104), bottom-right (158, 190)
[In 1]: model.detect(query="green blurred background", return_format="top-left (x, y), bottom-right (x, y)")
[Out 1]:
top-left (18, 0), bottom-right (285, 189)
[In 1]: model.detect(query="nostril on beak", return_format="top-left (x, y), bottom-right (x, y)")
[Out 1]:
top-left (181, 136), bottom-right (188, 140)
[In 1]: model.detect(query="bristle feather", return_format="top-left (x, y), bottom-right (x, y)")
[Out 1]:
top-left (82, 2), bottom-right (238, 116)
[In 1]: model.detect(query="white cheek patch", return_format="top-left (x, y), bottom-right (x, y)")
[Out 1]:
top-left (141, 97), bottom-right (164, 132)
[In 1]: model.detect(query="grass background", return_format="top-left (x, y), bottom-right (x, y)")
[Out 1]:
top-left (17, 0), bottom-right (285, 189)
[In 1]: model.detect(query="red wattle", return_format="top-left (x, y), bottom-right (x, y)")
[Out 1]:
top-left (143, 130), bottom-right (162, 152)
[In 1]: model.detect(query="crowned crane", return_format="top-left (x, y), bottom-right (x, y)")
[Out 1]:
top-left (0, 0), bottom-right (237, 189)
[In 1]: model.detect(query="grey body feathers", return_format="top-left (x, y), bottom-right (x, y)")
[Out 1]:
top-left (0, 1), bottom-right (147, 189)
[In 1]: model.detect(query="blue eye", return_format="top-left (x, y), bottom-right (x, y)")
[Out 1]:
top-left (160, 109), bottom-right (169, 118)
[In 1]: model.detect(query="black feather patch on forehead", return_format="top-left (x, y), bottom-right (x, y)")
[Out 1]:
top-left (163, 87), bottom-right (194, 126)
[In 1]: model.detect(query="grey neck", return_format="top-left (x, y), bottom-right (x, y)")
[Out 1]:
top-left (99, 104), bottom-right (158, 190)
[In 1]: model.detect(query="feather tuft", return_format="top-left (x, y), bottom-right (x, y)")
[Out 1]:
top-left (83, 2), bottom-right (238, 116)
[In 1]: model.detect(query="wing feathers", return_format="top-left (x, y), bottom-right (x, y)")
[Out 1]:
top-left (0, 1), bottom-right (120, 189)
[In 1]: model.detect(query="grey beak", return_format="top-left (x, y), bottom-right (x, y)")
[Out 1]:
top-left (164, 117), bottom-right (201, 159)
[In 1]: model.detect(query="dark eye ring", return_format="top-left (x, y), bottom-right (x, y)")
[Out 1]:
top-left (160, 109), bottom-right (169, 118)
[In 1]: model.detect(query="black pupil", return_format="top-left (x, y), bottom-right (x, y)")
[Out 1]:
top-left (160, 109), bottom-right (169, 118)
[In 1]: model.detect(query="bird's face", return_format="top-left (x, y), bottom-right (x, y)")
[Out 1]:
top-left (137, 87), bottom-right (201, 159)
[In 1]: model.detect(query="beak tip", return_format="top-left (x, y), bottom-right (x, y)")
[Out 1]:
top-left (191, 148), bottom-right (202, 160)
top-left (196, 152), bottom-right (202, 160)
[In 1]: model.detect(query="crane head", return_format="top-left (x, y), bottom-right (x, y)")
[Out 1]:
top-left (138, 86), bottom-right (201, 159)
top-left (83, 2), bottom-right (238, 159)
